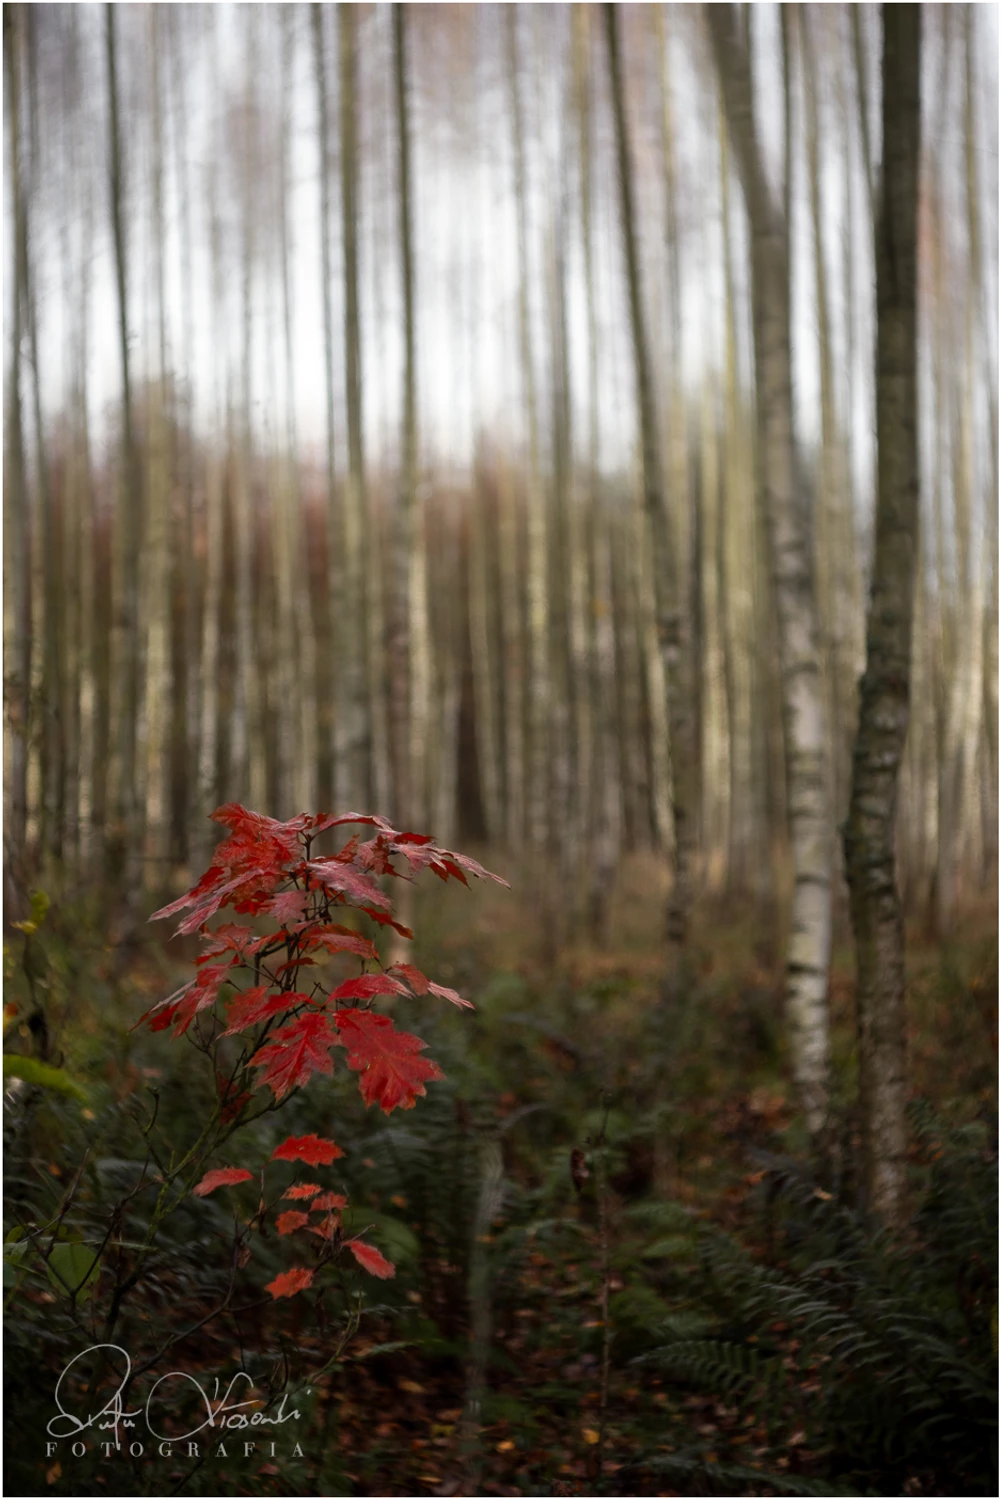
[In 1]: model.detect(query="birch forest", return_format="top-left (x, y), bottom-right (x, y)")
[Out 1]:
top-left (4, 4), bottom-right (996, 924)
top-left (4, 8), bottom-right (999, 1495)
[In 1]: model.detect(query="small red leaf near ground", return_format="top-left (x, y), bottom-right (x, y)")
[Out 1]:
top-left (346, 1239), bottom-right (396, 1278)
top-left (310, 1192), bottom-right (348, 1212)
top-left (333, 1008), bottom-right (444, 1113)
top-left (309, 1215), bottom-right (342, 1240)
top-left (271, 1133), bottom-right (344, 1166)
top-left (192, 1167), bottom-right (254, 1197)
top-left (282, 1183), bottom-right (323, 1201)
top-left (265, 1266), bottom-right (315, 1300)
top-left (275, 1210), bottom-right (310, 1236)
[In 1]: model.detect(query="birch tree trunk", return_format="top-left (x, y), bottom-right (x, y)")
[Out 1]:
top-left (4, 7), bottom-right (31, 867)
top-left (606, 3), bottom-right (695, 956)
top-left (312, 3), bottom-right (338, 811)
top-left (843, 4), bottom-right (921, 1226)
top-left (105, 3), bottom-right (144, 886)
top-left (710, 5), bottom-right (832, 1138)
top-left (506, 9), bottom-right (549, 854)
top-left (339, 2), bottom-right (372, 811)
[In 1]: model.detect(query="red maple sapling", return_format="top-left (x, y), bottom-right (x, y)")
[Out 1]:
top-left (143, 804), bottom-right (507, 1299)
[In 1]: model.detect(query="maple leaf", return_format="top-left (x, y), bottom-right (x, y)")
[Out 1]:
top-left (305, 928), bottom-right (379, 963)
top-left (427, 980), bottom-right (475, 1011)
top-left (329, 973), bottom-right (410, 1003)
top-left (275, 1210), bottom-right (310, 1236)
top-left (307, 859), bottom-right (391, 909)
top-left (265, 1266), bottom-right (314, 1300)
top-left (216, 1072), bottom-right (251, 1125)
top-left (333, 1008), bottom-right (444, 1113)
top-left (266, 889), bottom-right (311, 926)
top-left (220, 985), bottom-right (300, 1037)
top-left (283, 1183), bottom-right (323, 1201)
top-left (271, 1133), bottom-right (344, 1166)
top-left (197, 922), bottom-right (259, 962)
top-left (359, 907), bottom-right (414, 939)
top-left (388, 962), bottom-right (429, 994)
top-left (192, 1167), bottom-right (254, 1197)
top-left (310, 1192), bottom-right (348, 1213)
top-left (346, 1238), bottom-right (396, 1279)
top-left (250, 1011), bottom-right (337, 1101)
top-left (142, 961), bottom-right (236, 1036)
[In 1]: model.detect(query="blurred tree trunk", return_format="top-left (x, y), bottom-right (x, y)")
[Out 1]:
top-left (606, 3), bottom-right (695, 959)
top-left (4, 7), bottom-right (31, 868)
top-left (844, 3), bottom-right (921, 1226)
top-left (24, 15), bottom-right (63, 866)
top-left (143, 8), bottom-right (171, 883)
top-left (279, 7), bottom-right (316, 820)
top-left (339, 2), bottom-right (373, 810)
top-left (169, 7), bottom-right (197, 865)
top-left (197, 144), bottom-right (224, 866)
top-left (391, 2), bottom-right (430, 838)
top-left (710, 4), bottom-right (832, 1139)
top-left (312, 3), bottom-right (338, 810)
top-left (105, 3), bottom-right (144, 886)
top-left (506, 9), bottom-right (550, 854)
top-left (573, 5), bottom-right (619, 935)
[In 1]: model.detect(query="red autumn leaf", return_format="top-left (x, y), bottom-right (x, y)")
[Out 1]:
top-left (395, 831), bottom-right (434, 846)
top-left (428, 980), bottom-right (475, 1011)
top-left (216, 1072), bottom-right (251, 1125)
top-left (307, 859), bottom-right (391, 909)
top-left (305, 928), bottom-right (379, 963)
top-left (275, 1210), bottom-right (310, 1236)
top-left (329, 973), bottom-right (410, 1003)
top-left (265, 889), bottom-right (311, 926)
top-left (265, 1266), bottom-right (314, 1300)
top-left (192, 1167), bottom-right (254, 1197)
top-left (346, 1238), bottom-right (396, 1279)
top-left (250, 1011), bottom-right (337, 1101)
top-left (359, 907), bottom-right (414, 939)
top-left (310, 1192), bottom-right (348, 1213)
top-left (308, 812), bottom-right (395, 835)
top-left (271, 1133), bottom-right (344, 1166)
top-left (310, 1218), bottom-right (341, 1241)
top-left (149, 864), bottom-right (226, 924)
top-left (283, 1183), bottom-right (323, 1201)
top-left (142, 961), bottom-right (236, 1035)
top-left (388, 963), bottom-right (429, 994)
top-left (333, 1008), bottom-right (445, 1113)
top-left (221, 985), bottom-right (301, 1037)
top-left (197, 922), bottom-right (259, 962)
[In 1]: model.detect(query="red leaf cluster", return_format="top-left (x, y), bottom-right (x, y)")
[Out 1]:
top-left (145, 805), bottom-right (506, 1301)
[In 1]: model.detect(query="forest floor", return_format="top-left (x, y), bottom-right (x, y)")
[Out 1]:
top-left (4, 854), bottom-right (997, 1497)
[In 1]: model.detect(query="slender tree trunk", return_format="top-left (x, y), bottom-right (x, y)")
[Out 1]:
top-left (143, 8), bottom-right (171, 883)
top-left (606, 3), bottom-right (695, 958)
top-left (279, 7), bottom-right (316, 820)
top-left (312, 3), bottom-right (338, 810)
top-left (4, 7), bottom-right (31, 868)
top-left (105, 3), bottom-right (144, 887)
top-left (390, 2), bottom-right (430, 842)
top-left (339, 2), bottom-right (371, 810)
top-left (507, 9), bottom-right (550, 854)
top-left (710, 5), bottom-right (832, 1138)
top-left (843, 4), bottom-right (921, 1226)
